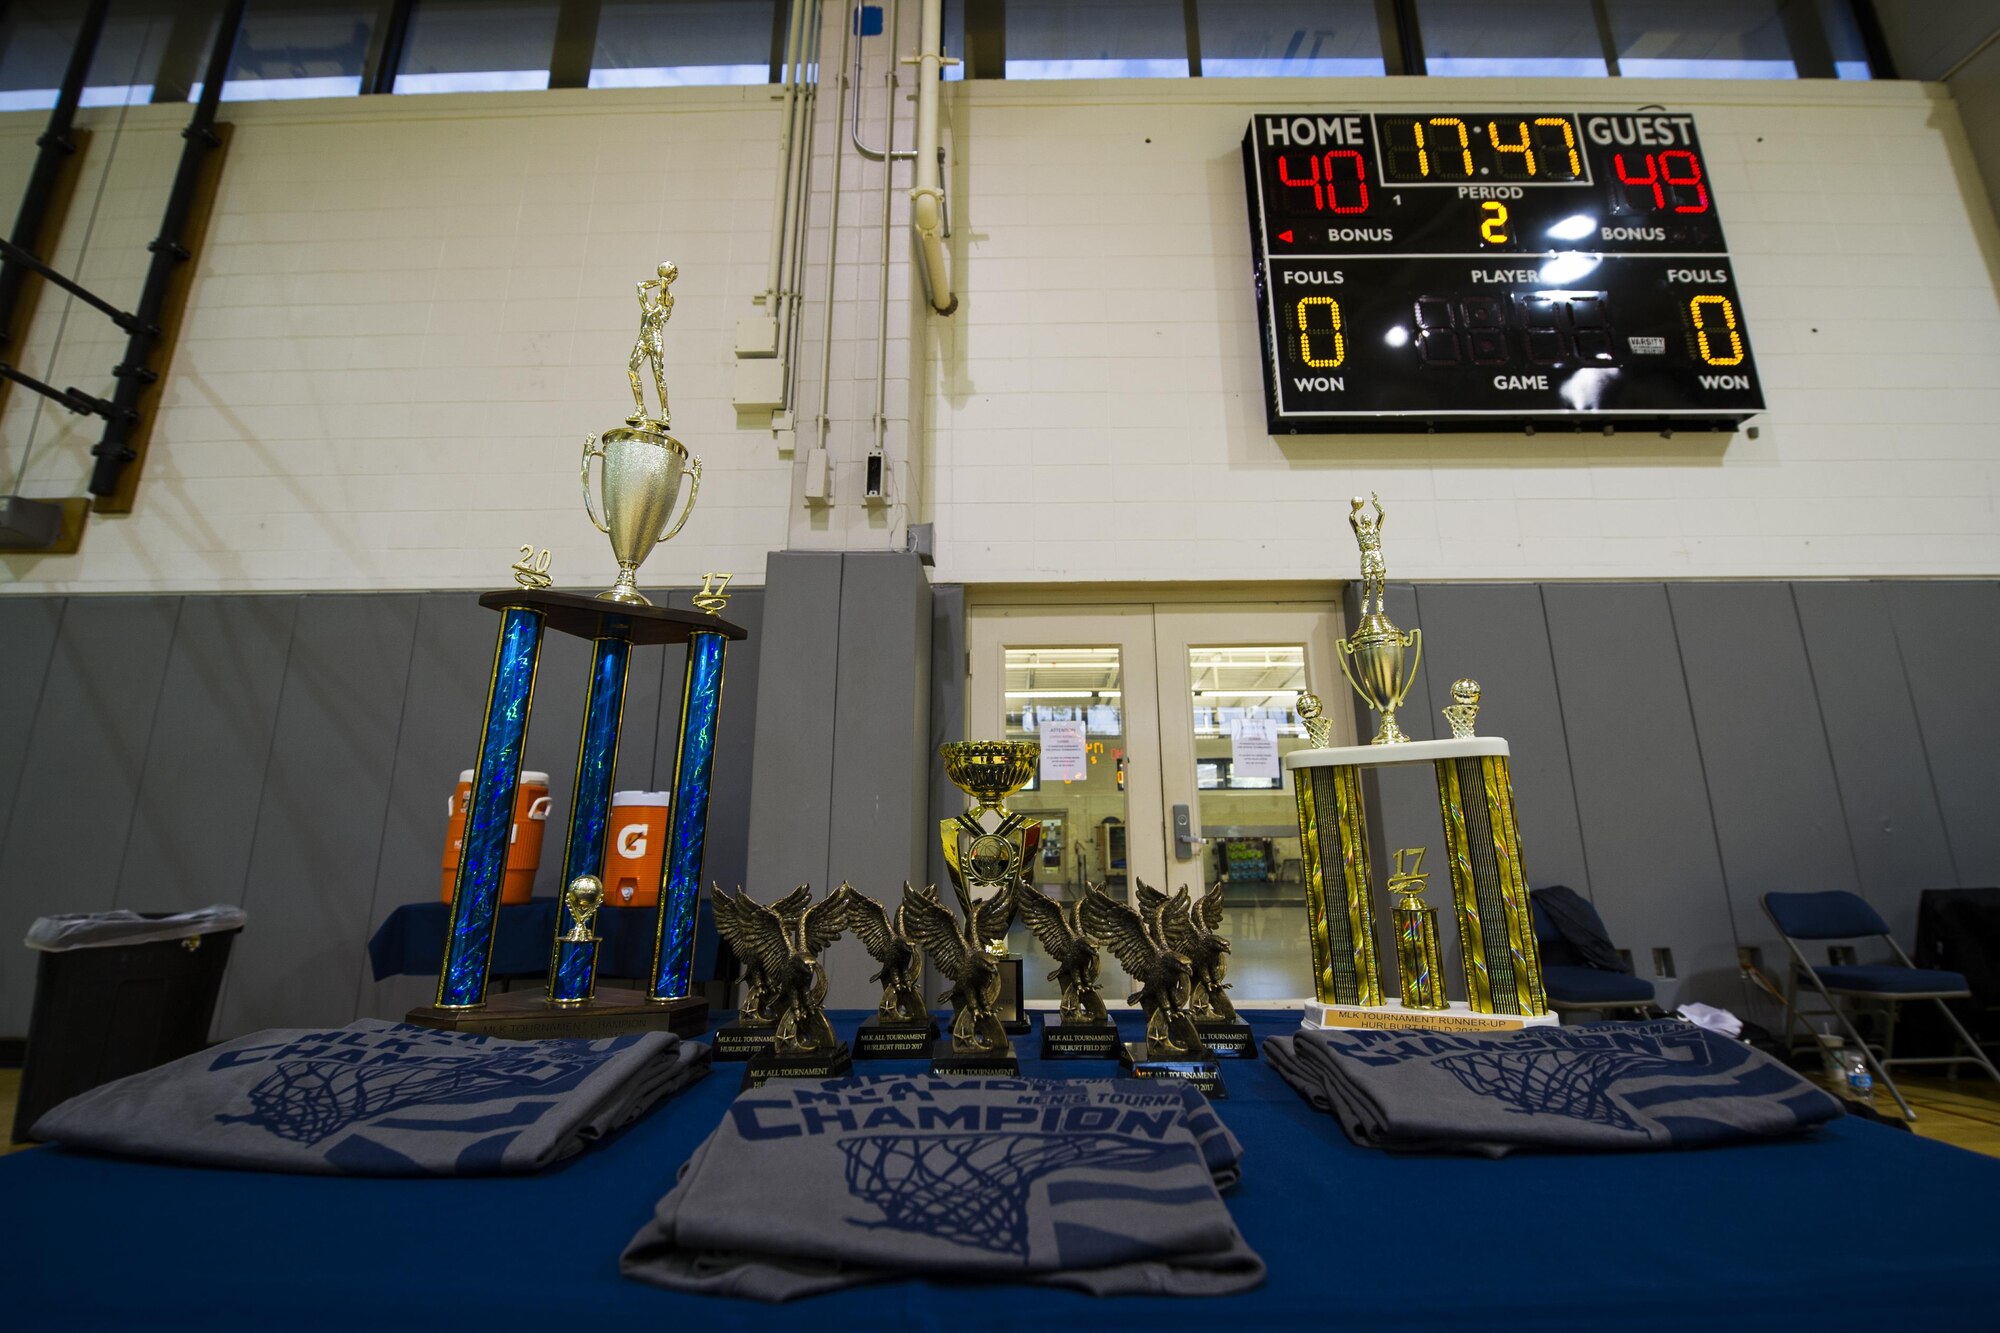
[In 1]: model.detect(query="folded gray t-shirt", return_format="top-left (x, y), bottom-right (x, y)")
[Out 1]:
top-left (623, 1075), bottom-right (1264, 1301)
top-left (32, 1018), bottom-right (709, 1175)
top-left (1266, 1020), bottom-right (1840, 1157)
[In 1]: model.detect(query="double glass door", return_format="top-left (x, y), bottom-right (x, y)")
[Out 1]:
top-left (966, 596), bottom-right (1351, 1003)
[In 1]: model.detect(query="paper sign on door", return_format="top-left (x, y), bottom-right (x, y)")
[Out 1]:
top-left (1039, 719), bottom-right (1088, 783)
top-left (1231, 717), bottom-right (1281, 781)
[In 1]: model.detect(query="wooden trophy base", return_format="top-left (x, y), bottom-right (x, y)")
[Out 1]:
top-left (1040, 1018), bottom-right (1123, 1059)
top-left (1119, 1041), bottom-right (1227, 1098)
top-left (405, 987), bottom-right (709, 1041)
top-left (741, 1044), bottom-right (854, 1090)
top-left (930, 1037), bottom-right (1019, 1077)
top-left (854, 1016), bottom-right (939, 1059)
top-left (1196, 1019), bottom-right (1258, 1058)
top-left (713, 1024), bottom-right (780, 1061)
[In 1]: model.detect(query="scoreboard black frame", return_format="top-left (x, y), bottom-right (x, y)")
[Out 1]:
top-left (1242, 110), bottom-right (1766, 434)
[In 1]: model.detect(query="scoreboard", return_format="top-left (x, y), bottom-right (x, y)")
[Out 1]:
top-left (1242, 110), bottom-right (1765, 433)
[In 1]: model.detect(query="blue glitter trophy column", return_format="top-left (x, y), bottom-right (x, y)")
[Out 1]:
top-left (407, 262), bottom-right (747, 1040)
top-left (650, 575), bottom-right (733, 1002)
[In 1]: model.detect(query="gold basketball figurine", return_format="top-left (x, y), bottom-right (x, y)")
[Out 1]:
top-left (563, 875), bottom-right (604, 943)
top-left (1442, 678), bottom-right (1481, 739)
top-left (1297, 691), bottom-right (1334, 748)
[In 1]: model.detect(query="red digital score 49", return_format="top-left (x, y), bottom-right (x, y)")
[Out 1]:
top-left (1612, 150), bottom-right (1709, 214)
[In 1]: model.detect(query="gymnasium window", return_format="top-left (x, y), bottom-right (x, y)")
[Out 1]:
top-left (1416, 0), bottom-right (1609, 78)
top-left (1196, 0), bottom-right (1385, 77)
top-left (589, 0), bottom-right (778, 88)
top-left (393, 0), bottom-right (561, 93)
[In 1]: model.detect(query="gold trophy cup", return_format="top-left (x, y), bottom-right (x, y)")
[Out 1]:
top-left (939, 740), bottom-right (1042, 903)
top-left (581, 429), bottom-right (701, 606)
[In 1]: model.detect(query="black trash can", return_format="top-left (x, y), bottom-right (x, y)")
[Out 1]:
top-left (13, 907), bottom-right (245, 1143)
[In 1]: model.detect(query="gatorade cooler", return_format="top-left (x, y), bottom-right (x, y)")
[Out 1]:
top-left (440, 769), bottom-right (551, 905)
top-left (602, 791), bottom-right (671, 907)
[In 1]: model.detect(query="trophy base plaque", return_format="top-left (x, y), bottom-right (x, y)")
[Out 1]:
top-left (854, 1016), bottom-right (939, 1059)
top-left (741, 1043), bottom-right (854, 1090)
top-left (1119, 1042), bottom-right (1227, 1099)
top-left (996, 956), bottom-right (1033, 1035)
top-left (930, 1039), bottom-right (1020, 1077)
top-left (404, 988), bottom-right (708, 1041)
top-left (1303, 999), bottom-right (1560, 1034)
top-left (1040, 1017), bottom-right (1123, 1060)
top-left (712, 1023), bottom-right (780, 1061)
top-left (1195, 1019), bottom-right (1258, 1059)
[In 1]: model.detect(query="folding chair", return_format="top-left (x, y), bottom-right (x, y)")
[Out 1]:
top-left (1531, 896), bottom-right (1656, 1019)
top-left (1762, 890), bottom-right (2000, 1122)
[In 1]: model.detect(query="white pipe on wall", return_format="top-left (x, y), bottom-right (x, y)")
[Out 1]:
top-left (910, 0), bottom-right (954, 314)
top-left (775, 0), bottom-right (822, 404)
top-left (761, 0), bottom-right (810, 311)
top-left (814, 0), bottom-right (855, 453)
top-left (872, 0), bottom-right (899, 463)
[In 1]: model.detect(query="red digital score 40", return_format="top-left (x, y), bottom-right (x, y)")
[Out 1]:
top-left (1275, 150), bottom-right (1371, 214)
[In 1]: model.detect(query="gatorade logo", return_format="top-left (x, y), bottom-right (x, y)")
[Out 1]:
top-left (617, 824), bottom-right (649, 859)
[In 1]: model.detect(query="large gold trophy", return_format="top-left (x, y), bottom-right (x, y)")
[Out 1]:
top-left (1283, 490), bottom-right (1549, 1034)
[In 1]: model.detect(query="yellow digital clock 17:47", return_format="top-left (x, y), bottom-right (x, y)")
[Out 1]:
top-left (1241, 110), bottom-right (1764, 434)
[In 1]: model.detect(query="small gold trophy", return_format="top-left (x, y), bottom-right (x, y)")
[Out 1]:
top-left (937, 740), bottom-right (1042, 1051)
top-left (580, 261), bottom-right (702, 606)
top-left (562, 875), bottom-right (604, 943)
top-left (1388, 848), bottom-right (1448, 1011)
top-left (1336, 493), bottom-right (1422, 744)
top-left (549, 875), bottom-right (605, 1007)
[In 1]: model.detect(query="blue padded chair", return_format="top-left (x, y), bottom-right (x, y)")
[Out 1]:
top-left (1762, 890), bottom-right (2000, 1121)
top-left (1531, 897), bottom-right (1656, 1018)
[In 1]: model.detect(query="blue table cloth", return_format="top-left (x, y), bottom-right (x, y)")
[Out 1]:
top-left (367, 897), bottom-right (718, 986)
top-left (4, 1011), bottom-right (1996, 1330)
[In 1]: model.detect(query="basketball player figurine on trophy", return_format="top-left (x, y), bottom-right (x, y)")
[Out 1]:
top-left (1013, 884), bottom-right (1121, 1059)
top-left (840, 883), bottom-right (939, 1059)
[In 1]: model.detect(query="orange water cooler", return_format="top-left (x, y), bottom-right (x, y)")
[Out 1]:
top-left (602, 791), bottom-right (671, 907)
top-left (440, 769), bottom-right (551, 904)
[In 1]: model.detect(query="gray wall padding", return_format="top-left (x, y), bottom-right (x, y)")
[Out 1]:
top-left (0, 586), bottom-right (767, 1039)
top-left (1344, 580), bottom-right (1998, 1021)
top-left (0, 578), bottom-right (1987, 1035)
top-left (743, 551), bottom-right (942, 1010)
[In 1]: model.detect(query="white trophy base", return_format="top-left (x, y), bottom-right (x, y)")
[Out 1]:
top-left (1302, 999), bottom-right (1560, 1034)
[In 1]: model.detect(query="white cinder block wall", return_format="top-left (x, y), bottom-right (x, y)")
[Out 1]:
top-left (927, 77), bottom-right (2000, 583)
top-left (0, 88), bottom-right (794, 593)
top-left (2, 74), bottom-right (1998, 594)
